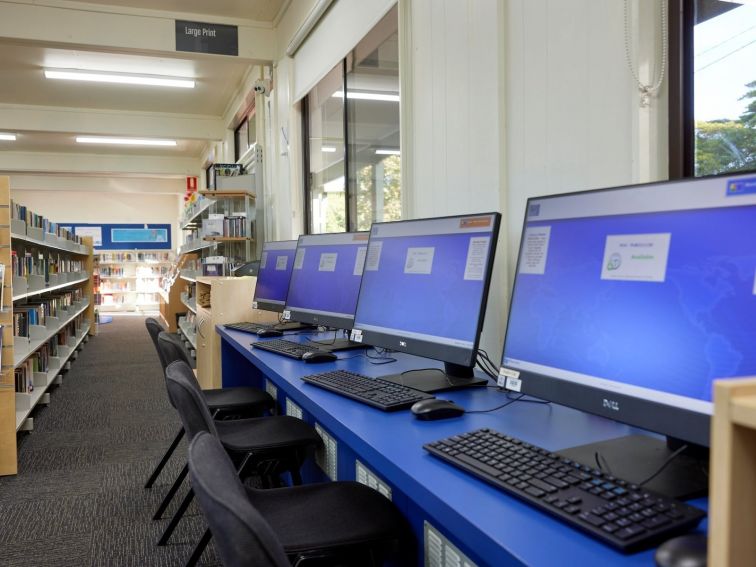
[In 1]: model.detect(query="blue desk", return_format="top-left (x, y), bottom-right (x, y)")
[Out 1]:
top-left (218, 326), bottom-right (708, 567)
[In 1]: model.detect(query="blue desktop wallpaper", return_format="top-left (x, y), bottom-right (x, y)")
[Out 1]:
top-left (354, 232), bottom-right (493, 342)
top-left (503, 205), bottom-right (756, 402)
top-left (255, 249), bottom-right (296, 303)
top-left (286, 244), bottom-right (364, 317)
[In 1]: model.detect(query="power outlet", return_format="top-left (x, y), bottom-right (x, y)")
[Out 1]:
top-left (355, 460), bottom-right (392, 500)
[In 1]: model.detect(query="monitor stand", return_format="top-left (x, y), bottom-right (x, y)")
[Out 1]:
top-left (274, 321), bottom-right (316, 332)
top-left (306, 337), bottom-right (367, 353)
top-left (557, 435), bottom-right (709, 500)
top-left (380, 362), bottom-right (488, 393)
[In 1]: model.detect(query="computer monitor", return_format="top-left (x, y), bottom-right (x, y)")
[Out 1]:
top-left (284, 231), bottom-right (369, 350)
top-left (501, 172), bottom-right (756, 497)
top-left (253, 240), bottom-right (298, 313)
top-left (352, 212), bottom-right (501, 392)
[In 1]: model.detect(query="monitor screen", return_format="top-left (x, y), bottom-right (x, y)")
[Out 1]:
top-left (501, 173), bottom-right (756, 446)
top-left (353, 213), bottom-right (501, 371)
top-left (285, 231), bottom-right (369, 329)
top-left (253, 240), bottom-right (298, 313)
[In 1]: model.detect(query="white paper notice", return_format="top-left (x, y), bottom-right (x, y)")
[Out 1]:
top-left (519, 226), bottom-right (551, 275)
top-left (319, 252), bottom-right (338, 272)
top-left (404, 247), bottom-right (435, 275)
top-left (260, 252), bottom-right (268, 269)
top-left (354, 246), bottom-right (367, 276)
top-left (293, 248), bottom-right (306, 270)
top-left (275, 255), bottom-right (288, 271)
top-left (365, 241), bottom-right (383, 271)
top-left (601, 233), bottom-right (671, 283)
top-left (464, 237), bottom-right (490, 281)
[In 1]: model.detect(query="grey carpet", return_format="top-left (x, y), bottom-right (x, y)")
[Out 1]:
top-left (0, 316), bottom-right (221, 566)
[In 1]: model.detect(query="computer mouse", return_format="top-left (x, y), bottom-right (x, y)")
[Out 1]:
top-left (654, 533), bottom-right (707, 567)
top-left (257, 328), bottom-right (283, 338)
top-left (411, 398), bottom-right (465, 420)
top-left (301, 351), bottom-right (338, 363)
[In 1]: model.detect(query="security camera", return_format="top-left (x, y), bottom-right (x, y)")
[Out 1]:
top-left (253, 79), bottom-right (271, 96)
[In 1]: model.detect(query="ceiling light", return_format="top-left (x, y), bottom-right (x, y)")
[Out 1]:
top-left (375, 149), bottom-right (400, 156)
top-left (321, 146), bottom-right (337, 153)
top-left (0, 133), bottom-right (17, 141)
top-left (45, 69), bottom-right (195, 89)
top-left (76, 137), bottom-right (177, 147)
top-left (332, 91), bottom-right (400, 102)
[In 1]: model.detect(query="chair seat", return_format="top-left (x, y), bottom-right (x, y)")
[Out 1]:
top-left (205, 387), bottom-right (274, 413)
top-left (249, 481), bottom-right (408, 554)
top-left (216, 416), bottom-right (322, 453)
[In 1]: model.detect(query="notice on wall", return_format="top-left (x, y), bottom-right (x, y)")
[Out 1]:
top-left (175, 20), bottom-right (238, 56)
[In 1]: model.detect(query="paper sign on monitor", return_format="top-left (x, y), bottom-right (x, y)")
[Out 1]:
top-left (319, 252), bottom-right (337, 272)
top-left (600, 233), bottom-right (671, 283)
top-left (260, 252), bottom-right (268, 269)
top-left (275, 255), bottom-right (288, 271)
top-left (519, 226), bottom-right (551, 275)
top-left (753, 269), bottom-right (756, 295)
top-left (293, 248), bottom-right (306, 270)
top-left (365, 241), bottom-right (383, 271)
top-left (404, 247), bottom-right (435, 275)
top-left (464, 237), bottom-right (490, 281)
top-left (354, 246), bottom-right (367, 276)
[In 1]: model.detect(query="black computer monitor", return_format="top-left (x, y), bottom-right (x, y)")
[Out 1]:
top-left (501, 172), bottom-right (756, 498)
top-left (284, 231), bottom-right (369, 350)
top-left (253, 240), bottom-right (298, 313)
top-left (352, 212), bottom-right (501, 392)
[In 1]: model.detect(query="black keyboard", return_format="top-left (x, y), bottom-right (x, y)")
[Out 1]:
top-left (225, 321), bottom-right (275, 334)
top-left (301, 370), bottom-right (434, 411)
top-left (253, 339), bottom-right (328, 360)
top-left (424, 428), bottom-right (705, 552)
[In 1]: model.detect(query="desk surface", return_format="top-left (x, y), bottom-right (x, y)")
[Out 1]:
top-left (218, 326), bottom-right (708, 567)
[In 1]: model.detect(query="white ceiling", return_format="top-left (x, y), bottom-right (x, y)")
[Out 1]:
top-left (79, 0), bottom-right (287, 22)
top-left (2, 131), bottom-right (205, 156)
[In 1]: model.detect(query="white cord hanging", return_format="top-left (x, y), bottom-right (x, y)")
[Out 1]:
top-left (624, 0), bottom-right (668, 107)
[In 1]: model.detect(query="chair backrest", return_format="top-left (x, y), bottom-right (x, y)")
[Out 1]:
top-left (165, 360), bottom-right (219, 439)
top-left (157, 331), bottom-right (194, 368)
top-left (145, 317), bottom-right (168, 370)
top-left (188, 432), bottom-right (290, 567)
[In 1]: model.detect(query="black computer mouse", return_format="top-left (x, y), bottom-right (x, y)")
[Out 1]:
top-left (411, 398), bottom-right (465, 420)
top-left (654, 533), bottom-right (707, 567)
top-left (301, 351), bottom-right (338, 363)
top-left (257, 328), bottom-right (283, 338)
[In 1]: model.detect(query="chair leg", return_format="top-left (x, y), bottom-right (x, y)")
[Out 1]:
top-left (157, 488), bottom-right (194, 546)
top-left (145, 427), bottom-right (185, 489)
top-left (153, 463), bottom-right (188, 520)
top-left (185, 528), bottom-right (212, 567)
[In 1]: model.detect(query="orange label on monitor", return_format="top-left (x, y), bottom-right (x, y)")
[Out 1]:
top-left (352, 233), bottom-right (370, 241)
top-left (460, 216), bottom-right (492, 229)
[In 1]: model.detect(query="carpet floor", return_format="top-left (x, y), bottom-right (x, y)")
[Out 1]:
top-left (0, 316), bottom-right (221, 566)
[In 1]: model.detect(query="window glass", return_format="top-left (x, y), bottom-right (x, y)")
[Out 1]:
top-left (694, 1), bottom-right (756, 176)
top-left (306, 64), bottom-right (347, 233)
top-left (235, 119), bottom-right (249, 162)
top-left (346, 6), bottom-right (401, 230)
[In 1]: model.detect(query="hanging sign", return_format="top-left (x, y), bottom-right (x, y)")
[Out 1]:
top-left (175, 20), bottom-right (238, 56)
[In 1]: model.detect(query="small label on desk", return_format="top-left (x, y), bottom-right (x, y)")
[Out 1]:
top-left (282, 309), bottom-right (291, 320)
top-left (350, 329), bottom-right (363, 343)
top-left (499, 367), bottom-right (521, 391)
top-left (252, 301), bottom-right (258, 309)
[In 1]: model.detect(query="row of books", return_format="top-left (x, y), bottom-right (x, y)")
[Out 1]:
top-left (98, 267), bottom-right (125, 276)
top-left (11, 200), bottom-right (83, 244)
top-left (11, 250), bottom-right (84, 280)
top-left (202, 213), bottom-right (249, 238)
top-left (13, 289), bottom-right (84, 337)
top-left (99, 252), bottom-right (172, 263)
top-left (15, 319), bottom-right (84, 393)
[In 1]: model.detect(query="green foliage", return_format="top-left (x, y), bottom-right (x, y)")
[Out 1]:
top-left (740, 80), bottom-right (756, 128)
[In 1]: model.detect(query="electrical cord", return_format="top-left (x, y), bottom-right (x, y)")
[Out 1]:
top-left (465, 394), bottom-right (525, 414)
top-left (638, 444), bottom-right (689, 487)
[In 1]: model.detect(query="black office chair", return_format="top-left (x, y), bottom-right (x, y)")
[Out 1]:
top-left (143, 318), bottom-right (276, 491)
top-left (189, 431), bottom-right (415, 567)
top-left (161, 360), bottom-right (322, 558)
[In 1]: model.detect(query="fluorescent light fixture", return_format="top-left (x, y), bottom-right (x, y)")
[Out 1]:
top-left (332, 91), bottom-right (400, 102)
top-left (0, 133), bottom-right (17, 141)
top-left (76, 137), bottom-right (177, 147)
top-left (375, 149), bottom-right (400, 156)
top-left (45, 69), bottom-right (195, 89)
top-left (321, 146), bottom-right (337, 153)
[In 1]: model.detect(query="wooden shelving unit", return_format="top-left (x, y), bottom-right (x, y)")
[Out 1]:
top-left (95, 250), bottom-right (172, 313)
top-left (0, 177), bottom-right (17, 475)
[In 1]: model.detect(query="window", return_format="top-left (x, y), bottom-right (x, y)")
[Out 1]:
top-left (205, 163), bottom-right (214, 190)
top-left (670, 0), bottom-right (756, 177)
top-left (304, 6), bottom-right (400, 233)
top-left (234, 106), bottom-right (256, 162)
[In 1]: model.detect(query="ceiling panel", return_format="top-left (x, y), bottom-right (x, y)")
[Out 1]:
top-left (78, 0), bottom-right (286, 22)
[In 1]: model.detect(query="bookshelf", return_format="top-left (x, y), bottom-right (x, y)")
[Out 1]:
top-left (0, 176), bottom-right (96, 475)
top-left (95, 250), bottom-right (173, 313)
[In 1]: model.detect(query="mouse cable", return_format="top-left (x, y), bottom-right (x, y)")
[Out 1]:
top-left (465, 393), bottom-right (525, 414)
top-left (485, 386), bottom-right (552, 406)
top-left (364, 347), bottom-right (397, 365)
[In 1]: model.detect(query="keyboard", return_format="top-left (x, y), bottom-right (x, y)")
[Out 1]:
top-left (424, 428), bottom-right (705, 552)
top-left (253, 339), bottom-right (329, 360)
top-left (301, 370), bottom-right (434, 411)
top-left (225, 321), bottom-right (275, 334)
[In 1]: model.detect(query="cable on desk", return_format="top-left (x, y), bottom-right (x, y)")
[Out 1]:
top-left (307, 329), bottom-right (339, 345)
top-left (465, 393), bottom-right (525, 414)
top-left (364, 347), bottom-right (397, 365)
